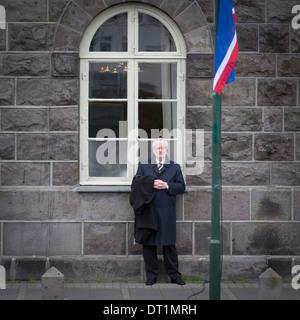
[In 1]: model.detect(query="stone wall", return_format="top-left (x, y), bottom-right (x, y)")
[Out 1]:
top-left (0, 0), bottom-right (299, 281)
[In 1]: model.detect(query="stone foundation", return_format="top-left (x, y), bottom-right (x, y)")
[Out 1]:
top-left (0, 256), bottom-right (263, 282)
top-left (0, 0), bottom-right (299, 282)
top-left (1, 255), bottom-right (298, 282)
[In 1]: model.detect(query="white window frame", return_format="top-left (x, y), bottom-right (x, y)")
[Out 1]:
top-left (79, 3), bottom-right (187, 186)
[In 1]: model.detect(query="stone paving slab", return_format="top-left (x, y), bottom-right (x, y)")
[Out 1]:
top-left (0, 281), bottom-right (299, 300)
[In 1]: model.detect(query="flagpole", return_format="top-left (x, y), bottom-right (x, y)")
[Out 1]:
top-left (209, 0), bottom-right (221, 300)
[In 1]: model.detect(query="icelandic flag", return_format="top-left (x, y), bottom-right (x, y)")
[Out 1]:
top-left (213, 0), bottom-right (239, 94)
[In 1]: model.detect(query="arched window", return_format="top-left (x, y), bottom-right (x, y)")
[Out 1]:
top-left (79, 3), bottom-right (186, 185)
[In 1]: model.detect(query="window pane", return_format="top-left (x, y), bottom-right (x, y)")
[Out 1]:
top-left (138, 140), bottom-right (176, 164)
top-left (139, 13), bottom-right (176, 52)
top-left (138, 102), bottom-right (177, 138)
top-left (89, 102), bottom-right (127, 138)
top-left (89, 141), bottom-right (127, 177)
top-left (90, 13), bottom-right (127, 52)
top-left (138, 63), bottom-right (177, 99)
top-left (89, 62), bottom-right (127, 99)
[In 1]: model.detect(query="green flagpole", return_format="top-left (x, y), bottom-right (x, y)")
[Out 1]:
top-left (209, 0), bottom-right (221, 300)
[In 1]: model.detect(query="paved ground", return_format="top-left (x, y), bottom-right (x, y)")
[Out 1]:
top-left (0, 280), bottom-right (299, 300)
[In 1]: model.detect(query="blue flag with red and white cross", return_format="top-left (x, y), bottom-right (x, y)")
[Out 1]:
top-left (213, 0), bottom-right (239, 94)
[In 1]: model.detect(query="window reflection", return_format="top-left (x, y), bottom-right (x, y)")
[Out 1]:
top-left (89, 62), bottom-right (127, 99)
top-left (90, 13), bottom-right (128, 52)
top-left (138, 63), bottom-right (177, 99)
top-left (139, 13), bottom-right (176, 52)
top-left (89, 102), bottom-right (127, 138)
top-left (89, 141), bottom-right (127, 177)
top-left (138, 102), bottom-right (177, 138)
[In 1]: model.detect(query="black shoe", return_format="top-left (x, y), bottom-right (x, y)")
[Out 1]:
top-left (146, 279), bottom-right (156, 286)
top-left (171, 278), bottom-right (186, 285)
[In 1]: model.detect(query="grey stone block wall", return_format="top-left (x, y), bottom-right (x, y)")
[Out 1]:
top-left (0, 0), bottom-right (299, 281)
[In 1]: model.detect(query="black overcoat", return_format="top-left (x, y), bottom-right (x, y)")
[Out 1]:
top-left (134, 160), bottom-right (186, 246)
top-left (129, 175), bottom-right (158, 244)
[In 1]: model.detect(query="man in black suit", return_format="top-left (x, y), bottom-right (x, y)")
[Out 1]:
top-left (133, 138), bottom-right (186, 285)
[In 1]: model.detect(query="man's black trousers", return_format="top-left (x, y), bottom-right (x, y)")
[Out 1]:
top-left (142, 245), bottom-right (182, 281)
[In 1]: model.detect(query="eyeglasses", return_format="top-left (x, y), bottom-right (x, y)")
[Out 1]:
top-left (153, 147), bottom-right (168, 150)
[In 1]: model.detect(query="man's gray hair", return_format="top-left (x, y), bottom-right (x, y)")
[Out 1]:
top-left (152, 138), bottom-right (168, 148)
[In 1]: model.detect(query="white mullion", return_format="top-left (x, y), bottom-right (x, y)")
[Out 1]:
top-left (126, 8), bottom-right (137, 179)
top-left (138, 138), bottom-right (177, 141)
top-left (88, 138), bottom-right (128, 141)
top-left (88, 99), bottom-right (128, 102)
top-left (127, 59), bottom-right (139, 176)
top-left (176, 60), bottom-right (182, 167)
top-left (128, 6), bottom-right (136, 56)
top-left (133, 6), bottom-right (139, 56)
top-left (178, 60), bottom-right (186, 169)
top-left (138, 99), bottom-right (177, 103)
top-left (80, 59), bottom-right (89, 183)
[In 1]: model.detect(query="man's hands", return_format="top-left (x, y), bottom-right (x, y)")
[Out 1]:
top-left (154, 179), bottom-right (168, 190)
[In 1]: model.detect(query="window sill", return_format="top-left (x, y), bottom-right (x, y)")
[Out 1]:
top-left (74, 185), bottom-right (191, 193)
top-left (74, 185), bottom-right (131, 193)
